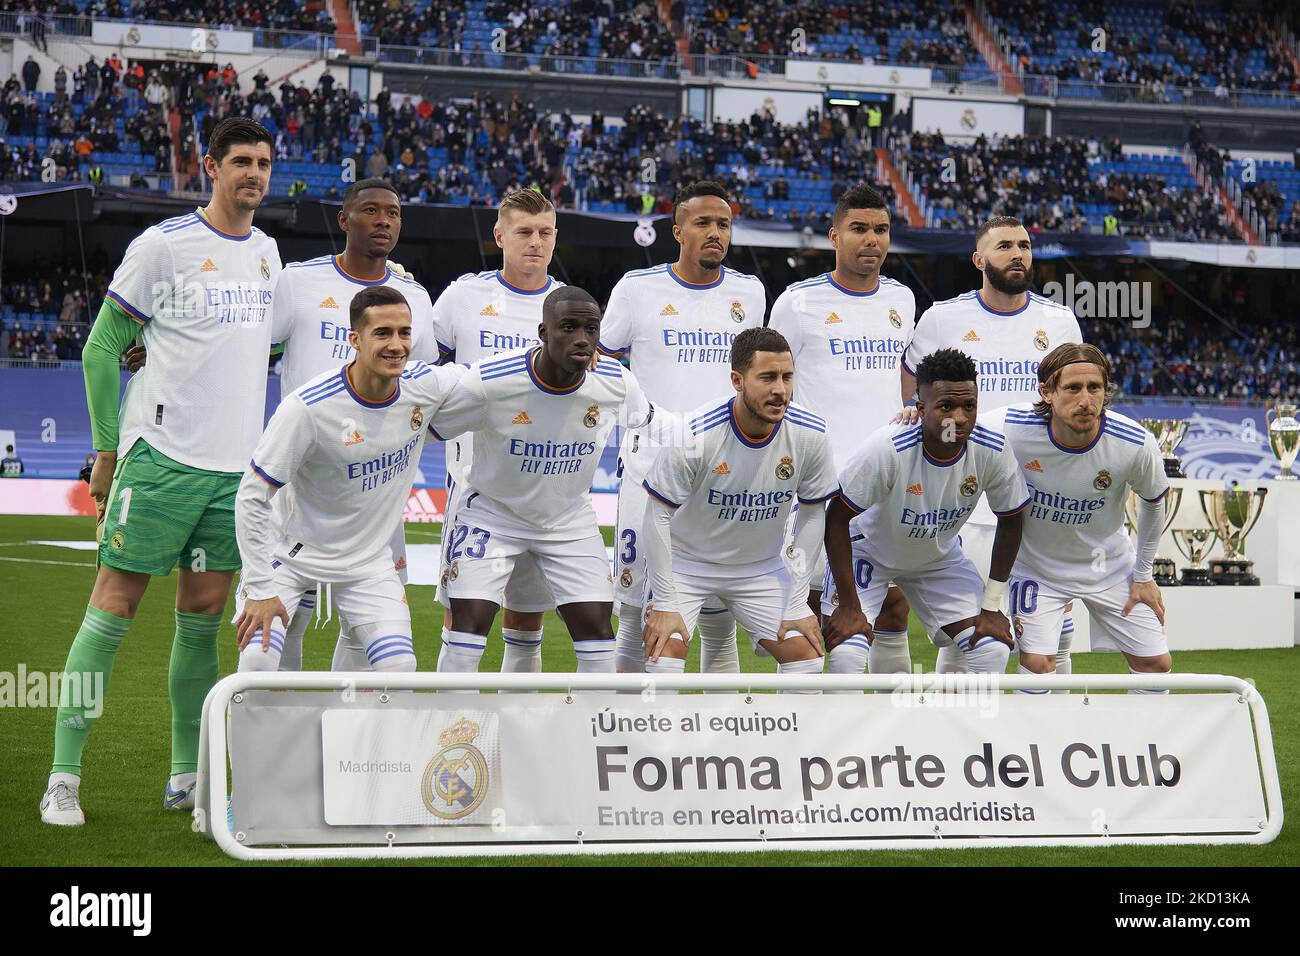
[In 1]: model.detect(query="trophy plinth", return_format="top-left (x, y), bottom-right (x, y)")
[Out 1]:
top-left (1173, 528), bottom-right (1216, 586)
top-left (1140, 418), bottom-right (1189, 479)
top-left (1152, 557), bottom-right (1179, 587)
top-left (1199, 488), bottom-right (1268, 587)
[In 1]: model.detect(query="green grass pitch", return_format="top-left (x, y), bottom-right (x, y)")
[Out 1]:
top-left (1, 515), bottom-right (1293, 866)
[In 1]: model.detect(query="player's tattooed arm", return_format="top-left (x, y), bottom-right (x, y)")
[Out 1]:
top-left (822, 496), bottom-right (872, 649)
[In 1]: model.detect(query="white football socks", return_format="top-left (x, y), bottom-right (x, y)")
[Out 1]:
top-left (644, 655), bottom-right (685, 692)
top-left (237, 626), bottom-right (285, 672)
top-left (279, 593), bottom-right (312, 672)
top-left (574, 637), bottom-right (616, 673)
top-left (777, 656), bottom-right (823, 693)
top-left (934, 642), bottom-right (971, 674)
top-left (698, 610), bottom-right (740, 673)
top-left (614, 607), bottom-right (645, 673)
top-left (867, 629), bottom-right (910, 675)
top-left (501, 628), bottom-right (543, 673)
top-left (954, 627), bottom-right (1010, 675)
top-left (1053, 616), bottom-right (1074, 694)
top-left (331, 624), bottom-right (369, 672)
top-left (1128, 666), bottom-right (1170, 694)
top-left (437, 630), bottom-right (487, 693)
top-left (1015, 662), bottom-right (1050, 694)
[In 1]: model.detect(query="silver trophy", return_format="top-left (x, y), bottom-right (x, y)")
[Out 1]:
top-left (1267, 403), bottom-right (1299, 480)
top-left (1172, 528), bottom-right (1217, 586)
top-left (1139, 418), bottom-right (1190, 478)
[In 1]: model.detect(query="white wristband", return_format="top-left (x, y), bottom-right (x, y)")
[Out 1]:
top-left (982, 578), bottom-right (1009, 613)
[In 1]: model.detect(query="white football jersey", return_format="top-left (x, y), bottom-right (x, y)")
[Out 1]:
top-left (428, 269), bottom-right (564, 485)
top-left (838, 422), bottom-right (1030, 571)
top-left (430, 347), bottom-right (654, 539)
top-left (270, 255), bottom-right (438, 397)
top-left (768, 272), bottom-right (916, 470)
top-left (241, 360), bottom-right (464, 589)
top-left (108, 209), bottom-right (281, 472)
top-left (644, 396), bottom-right (838, 577)
top-left (903, 289), bottom-right (1081, 525)
top-left (982, 404), bottom-right (1169, 592)
top-left (600, 263), bottom-right (766, 480)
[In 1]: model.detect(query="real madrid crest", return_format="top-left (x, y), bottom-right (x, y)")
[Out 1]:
top-left (960, 474), bottom-right (978, 497)
top-left (583, 403), bottom-right (600, 428)
top-left (620, 567), bottom-right (633, 588)
top-left (776, 455), bottom-right (795, 480)
top-left (421, 719), bottom-right (489, 820)
top-left (109, 528), bottom-right (124, 549)
top-left (889, 307), bottom-right (903, 329)
top-left (410, 405), bottom-right (423, 430)
top-left (260, 257), bottom-right (271, 281)
top-left (448, 559), bottom-right (460, 581)
top-left (1034, 328), bottom-right (1049, 351)
top-left (730, 300), bottom-right (745, 324)
top-left (440, 568), bottom-right (450, 589)
top-left (1093, 469), bottom-right (1112, 490)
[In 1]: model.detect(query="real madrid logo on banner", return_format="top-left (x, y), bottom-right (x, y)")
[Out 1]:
top-left (776, 456), bottom-right (795, 480)
top-left (889, 308), bottom-right (903, 329)
top-left (260, 257), bottom-right (271, 281)
top-left (410, 406), bottom-right (423, 431)
top-left (1034, 329), bottom-right (1050, 351)
top-left (730, 301), bottom-right (745, 324)
top-left (420, 719), bottom-right (490, 821)
top-left (583, 403), bottom-right (600, 428)
top-left (960, 475), bottom-right (979, 497)
top-left (1094, 469), bottom-right (1112, 490)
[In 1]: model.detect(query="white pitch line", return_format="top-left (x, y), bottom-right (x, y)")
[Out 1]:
top-left (0, 555), bottom-right (95, 568)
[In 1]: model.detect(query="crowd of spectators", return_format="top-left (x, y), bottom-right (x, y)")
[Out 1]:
top-left (685, 0), bottom-right (975, 66)
top-left (0, 255), bottom-right (114, 362)
top-left (988, 0), bottom-right (1299, 99)
top-left (0, 0), bottom-right (336, 34)
top-left (898, 130), bottom-right (1246, 242)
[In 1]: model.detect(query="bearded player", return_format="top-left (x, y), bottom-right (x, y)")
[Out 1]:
top-left (902, 216), bottom-right (1081, 675)
top-left (768, 182), bottom-right (917, 677)
top-left (600, 181), bottom-right (767, 675)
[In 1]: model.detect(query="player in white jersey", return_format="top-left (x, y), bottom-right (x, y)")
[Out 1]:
top-left (260, 178), bottom-right (438, 673)
top-left (430, 188), bottom-right (566, 676)
top-left (768, 183), bottom-right (917, 675)
top-left (429, 287), bottom-right (657, 677)
top-left (599, 181), bottom-right (767, 675)
top-left (235, 286), bottom-right (463, 675)
top-left (640, 328), bottom-right (838, 687)
top-left (901, 216), bottom-right (1082, 676)
top-left (42, 118), bottom-right (281, 826)
top-left (981, 344), bottom-right (1171, 693)
top-left (823, 349), bottom-right (1030, 676)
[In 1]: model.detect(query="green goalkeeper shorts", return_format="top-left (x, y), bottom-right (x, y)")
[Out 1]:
top-left (98, 440), bottom-right (243, 576)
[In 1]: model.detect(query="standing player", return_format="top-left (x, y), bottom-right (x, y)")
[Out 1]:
top-left (640, 328), bottom-right (837, 685)
top-left (430, 287), bottom-right (657, 675)
top-left (980, 344), bottom-right (1171, 691)
top-left (266, 177), bottom-right (438, 673)
top-left (234, 287), bottom-right (463, 674)
top-left (901, 216), bottom-right (1081, 675)
top-left (768, 183), bottom-right (917, 677)
top-left (600, 181), bottom-right (767, 674)
top-left (823, 349), bottom-right (1030, 676)
top-left (430, 188), bottom-right (565, 676)
top-left (41, 118), bottom-right (281, 826)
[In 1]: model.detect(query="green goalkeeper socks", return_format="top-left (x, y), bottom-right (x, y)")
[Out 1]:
top-left (51, 606), bottom-right (131, 775)
top-left (168, 610), bottom-right (221, 775)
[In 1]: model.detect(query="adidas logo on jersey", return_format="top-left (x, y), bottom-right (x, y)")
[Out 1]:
top-left (906, 482), bottom-right (923, 495)
top-left (962, 329), bottom-right (980, 342)
top-left (512, 411), bottom-right (533, 425)
top-left (200, 258), bottom-right (218, 273)
top-left (660, 304), bottom-right (679, 316)
top-left (344, 430), bottom-right (364, 446)
top-left (319, 296), bottom-right (339, 309)
top-left (1024, 459), bottom-right (1044, 472)
top-left (711, 462), bottom-right (730, 475)
top-left (825, 311), bottom-right (842, 324)
top-left (480, 304), bottom-right (499, 317)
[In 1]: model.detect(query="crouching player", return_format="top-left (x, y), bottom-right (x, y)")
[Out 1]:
top-left (234, 286), bottom-right (464, 671)
top-left (639, 328), bottom-right (838, 688)
top-left (981, 343), bottom-right (1171, 692)
top-left (429, 286), bottom-right (657, 675)
top-left (823, 348), bottom-right (1030, 676)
